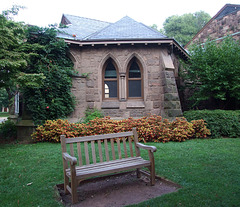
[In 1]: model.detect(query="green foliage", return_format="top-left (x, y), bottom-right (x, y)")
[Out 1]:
top-left (184, 110), bottom-right (240, 137)
top-left (0, 88), bottom-right (8, 108)
top-left (82, 108), bottom-right (104, 123)
top-left (181, 37), bottom-right (240, 109)
top-left (1, 5), bottom-right (25, 19)
top-left (163, 11), bottom-right (211, 46)
top-left (0, 7), bottom-right (46, 114)
top-left (0, 12), bottom-right (27, 89)
top-left (17, 72), bottom-right (46, 88)
top-left (32, 116), bottom-right (210, 143)
top-left (0, 120), bottom-right (17, 140)
top-left (150, 24), bottom-right (159, 31)
top-left (22, 26), bottom-right (75, 124)
top-left (1, 8), bottom-right (73, 121)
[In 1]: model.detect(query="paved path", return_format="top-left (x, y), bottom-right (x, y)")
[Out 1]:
top-left (0, 117), bottom-right (8, 123)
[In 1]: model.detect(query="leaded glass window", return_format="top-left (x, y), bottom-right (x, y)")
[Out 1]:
top-left (103, 59), bottom-right (118, 99)
top-left (128, 58), bottom-right (142, 98)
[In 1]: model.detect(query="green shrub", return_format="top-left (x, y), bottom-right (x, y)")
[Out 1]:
top-left (183, 110), bottom-right (240, 137)
top-left (82, 108), bottom-right (104, 124)
top-left (32, 115), bottom-right (210, 143)
top-left (0, 120), bottom-right (17, 141)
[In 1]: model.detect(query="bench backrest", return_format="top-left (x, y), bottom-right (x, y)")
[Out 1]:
top-left (61, 128), bottom-right (140, 166)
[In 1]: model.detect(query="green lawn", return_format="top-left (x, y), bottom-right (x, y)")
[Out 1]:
top-left (0, 138), bottom-right (239, 207)
top-left (0, 112), bottom-right (9, 117)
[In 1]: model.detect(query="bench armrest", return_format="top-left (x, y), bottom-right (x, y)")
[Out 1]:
top-left (62, 152), bottom-right (77, 165)
top-left (136, 143), bottom-right (157, 152)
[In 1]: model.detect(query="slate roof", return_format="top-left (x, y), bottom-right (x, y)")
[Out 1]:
top-left (58, 15), bottom-right (166, 41)
top-left (59, 14), bottom-right (110, 40)
top-left (215, 4), bottom-right (240, 20)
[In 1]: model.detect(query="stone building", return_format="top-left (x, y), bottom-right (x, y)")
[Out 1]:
top-left (58, 15), bottom-right (188, 122)
top-left (185, 4), bottom-right (240, 49)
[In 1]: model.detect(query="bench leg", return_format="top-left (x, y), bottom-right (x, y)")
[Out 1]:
top-left (149, 164), bottom-right (156, 185)
top-left (70, 166), bottom-right (78, 204)
top-left (63, 173), bottom-right (70, 194)
top-left (136, 168), bottom-right (141, 178)
top-left (71, 178), bottom-right (78, 204)
top-left (148, 151), bottom-right (156, 186)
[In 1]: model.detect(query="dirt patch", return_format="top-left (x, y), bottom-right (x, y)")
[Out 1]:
top-left (56, 171), bottom-right (181, 207)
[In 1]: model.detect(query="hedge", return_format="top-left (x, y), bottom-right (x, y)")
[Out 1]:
top-left (0, 120), bottom-right (17, 141)
top-left (32, 115), bottom-right (210, 143)
top-left (183, 110), bottom-right (240, 138)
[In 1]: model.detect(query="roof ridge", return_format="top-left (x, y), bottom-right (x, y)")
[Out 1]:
top-left (123, 16), bottom-right (166, 37)
top-left (139, 22), bottom-right (166, 38)
top-left (83, 21), bottom-right (113, 40)
top-left (63, 14), bottom-right (111, 24)
top-left (84, 16), bottom-right (165, 40)
top-left (83, 16), bottom-right (137, 40)
top-left (83, 16), bottom-right (132, 40)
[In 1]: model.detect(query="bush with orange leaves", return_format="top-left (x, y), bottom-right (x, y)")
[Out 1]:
top-left (32, 115), bottom-right (210, 143)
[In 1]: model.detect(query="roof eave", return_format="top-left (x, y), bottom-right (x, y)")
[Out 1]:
top-left (62, 38), bottom-right (189, 59)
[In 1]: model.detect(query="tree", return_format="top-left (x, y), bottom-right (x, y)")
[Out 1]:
top-left (181, 37), bottom-right (240, 109)
top-left (0, 88), bottom-right (8, 110)
top-left (1, 7), bottom-right (75, 123)
top-left (162, 11), bottom-right (211, 46)
top-left (0, 7), bottom-right (45, 115)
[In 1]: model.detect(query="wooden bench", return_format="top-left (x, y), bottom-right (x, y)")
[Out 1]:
top-left (60, 127), bottom-right (157, 204)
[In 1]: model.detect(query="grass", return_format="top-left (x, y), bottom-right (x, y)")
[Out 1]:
top-left (131, 139), bottom-right (240, 207)
top-left (0, 138), bottom-right (240, 207)
top-left (0, 112), bottom-right (9, 117)
top-left (0, 143), bottom-right (63, 207)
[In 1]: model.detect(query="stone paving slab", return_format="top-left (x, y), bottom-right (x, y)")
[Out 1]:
top-left (0, 117), bottom-right (8, 123)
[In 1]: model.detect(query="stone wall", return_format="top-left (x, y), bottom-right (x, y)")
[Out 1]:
top-left (68, 44), bottom-right (182, 122)
top-left (190, 10), bottom-right (240, 46)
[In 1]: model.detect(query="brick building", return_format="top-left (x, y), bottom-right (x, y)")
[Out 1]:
top-left (58, 15), bottom-right (188, 122)
top-left (185, 4), bottom-right (240, 49)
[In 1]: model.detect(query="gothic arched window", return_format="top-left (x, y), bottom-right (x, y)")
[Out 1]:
top-left (103, 58), bottom-right (118, 99)
top-left (127, 58), bottom-right (143, 98)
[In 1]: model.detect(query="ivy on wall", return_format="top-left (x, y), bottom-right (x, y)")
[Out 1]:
top-left (22, 26), bottom-right (75, 124)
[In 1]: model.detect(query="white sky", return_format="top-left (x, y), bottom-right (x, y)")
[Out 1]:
top-left (1, 0), bottom-right (240, 28)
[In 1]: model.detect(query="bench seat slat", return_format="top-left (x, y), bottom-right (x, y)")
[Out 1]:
top-left (66, 157), bottom-right (150, 179)
top-left (66, 156), bottom-right (143, 171)
top-left (65, 157), bottom-right (148, 173)
top-left (74, 159), bottom-right (149, 178)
